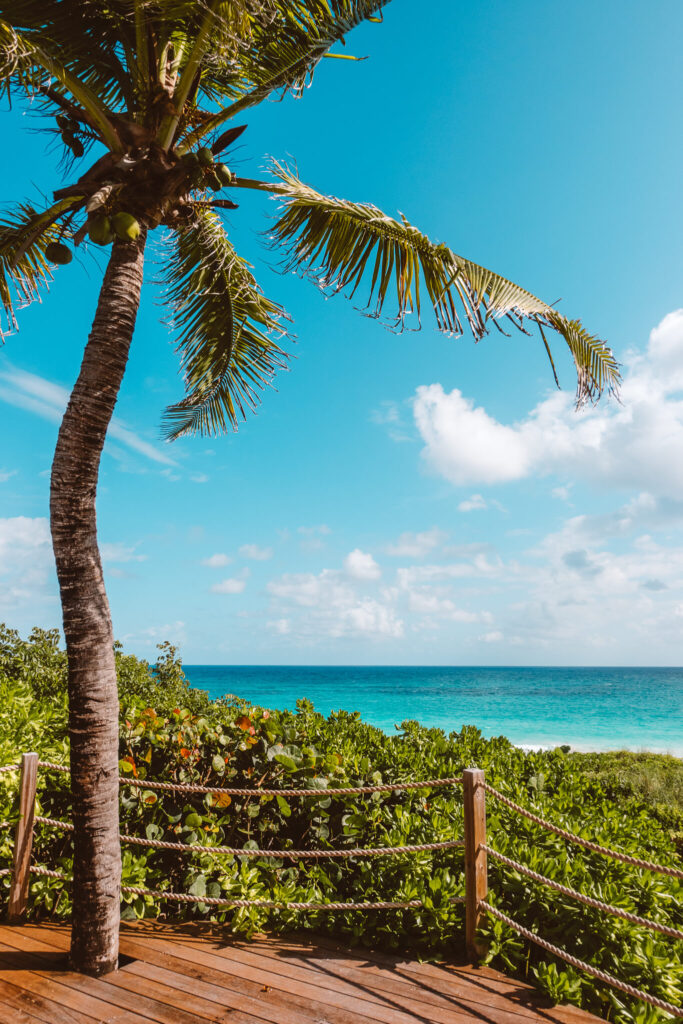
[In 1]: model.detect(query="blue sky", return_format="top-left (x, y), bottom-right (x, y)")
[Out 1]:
top-left (1, 0), bottom-right (682, 665)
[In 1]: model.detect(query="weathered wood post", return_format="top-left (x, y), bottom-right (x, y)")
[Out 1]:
top-left (463, 766), bottom-right (487, 960)
top-left (7, 752), bottom-right (38, 923)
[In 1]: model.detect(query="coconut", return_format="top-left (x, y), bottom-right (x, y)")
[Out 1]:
top-left (197, 147), bottom-right (214, 167)
top-left (112, 212), bottom-right (141, 241)
top-left (45, 242), bottom-right (73, 265)
top-left (215, 163), bottom-right (233, 185)
top-left (88, 215), bottom-right (113, 245)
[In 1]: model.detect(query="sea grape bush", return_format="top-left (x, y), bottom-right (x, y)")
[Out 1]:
top-left (0, 625), bottom-right (681, 1023)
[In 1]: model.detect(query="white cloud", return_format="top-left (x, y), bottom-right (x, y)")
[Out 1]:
top-left (126, 621), bottom-right (186, 644)
top-left (0, 367), bottom-right (176, 467)
top-left (0, 516), bottom-right (54, 610)
top-left (101, 542), bottom-right (146, 564)
top-left (202, 553), bottom-right (232, 568)
top-left (211, 569), bottom-right (250, 594)
top-left (344, 548), bottom-right (381, 580)
top-left (386, 527), bottom-right (447, 558)
top-left (407, 590), bottom-right (481, 623)
top-left (267, 568), bottom-right (403, 639)
top-left (552, 484), bottom-right (572, 501)
top-left (298, 525), bottom-right (332, 536)
top-left (268, 618), bottom-right (291, 635)
top-left (297, 524), bottom-right (332, 551)
top-left (481, 631), bottom-right (503, 643)
top-left (458, 494), bottom-right (487, 512)
top-left (190, 473), bottom-right (209, 484)
top-left (0, 469), bottom-right (16, 483)
top-left (413, 310), bottom-right (683, 499)
top-left (239, 543), bottom-right (273, 561)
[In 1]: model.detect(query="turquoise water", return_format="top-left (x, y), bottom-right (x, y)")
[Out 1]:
top-left (183, 666), bottom-right (683, 756)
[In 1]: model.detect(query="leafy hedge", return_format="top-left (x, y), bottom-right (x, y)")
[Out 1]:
top-left (0, 625), bottom-right (681, 1023)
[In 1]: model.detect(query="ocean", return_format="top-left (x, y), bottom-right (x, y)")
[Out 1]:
top-left (183, 665), bottom-right (683, 757)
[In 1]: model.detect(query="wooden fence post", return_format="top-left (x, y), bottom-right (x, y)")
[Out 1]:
top-left (7, 752), bottom-right (38, 923)
top-left (463, 766), bottom-right (487, 960)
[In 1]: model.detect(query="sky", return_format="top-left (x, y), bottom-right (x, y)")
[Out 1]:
top-left (1, 0), bottom-right (683, 666)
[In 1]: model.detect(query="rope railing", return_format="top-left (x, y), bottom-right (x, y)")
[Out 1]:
top-left (484, 845), bottom-right (683, 942)
top-left (483, 782), bottom-right (683, 879)
top-left (34, 814), bottom-right (463, 859)
top-left (27, 866), bottom-right (465, 912)
top-left (34, 760), bottom-right (463, 796)
top-left (480, 902), bottom-right (683, 1018)
top-left (3, 757), bottom-right (681, 1019)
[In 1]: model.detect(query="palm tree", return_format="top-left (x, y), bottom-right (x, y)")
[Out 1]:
top-left (0, 0), bottom-right (619, 976)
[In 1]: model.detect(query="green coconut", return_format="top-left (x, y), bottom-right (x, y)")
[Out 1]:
top-left (45, 242), bottom-right (73, 265)
top-left (207, 172), bottom-right (223, 192)
top-left (88, 214), bottom-right (113, 245)
top-left (215, 163), bottom-right (233, 185)
top-left (197, 146), bottom-right (214, 167)
top-left (112, 212), bottom-right (141, 241)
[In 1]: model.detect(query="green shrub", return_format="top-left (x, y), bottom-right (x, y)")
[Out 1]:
top-left (0, 625), bottom-right (681, 1024)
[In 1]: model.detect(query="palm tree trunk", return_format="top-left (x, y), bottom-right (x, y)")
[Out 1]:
top-left (50, 231), bottom-right (147, 976)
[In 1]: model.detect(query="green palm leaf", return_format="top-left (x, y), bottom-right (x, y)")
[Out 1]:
top-left (0, 198), bottom-right (81, 337)
top-left (267, 164), bottom-right (621, 404)
top-left (179, 0), bottom-right (387, 150)
top-left (161, 207), bottom-right (290, 440)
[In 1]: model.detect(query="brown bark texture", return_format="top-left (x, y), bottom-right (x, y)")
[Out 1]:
top-left (49, 232), bottom-right (147, 975)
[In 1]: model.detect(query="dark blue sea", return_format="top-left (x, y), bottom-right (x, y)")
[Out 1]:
top-left (183, 666), bottom-right (683, 756)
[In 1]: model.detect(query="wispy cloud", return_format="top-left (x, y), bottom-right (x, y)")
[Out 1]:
top-left (385, 527), bottom-right (446, 558)
top-left (0, 367), bottom-right (176, 467)
top-left (239, 543), bottom-right (273, 561)
top-left (202, 553), bottom-right (232, 568)
top-left (211, 568), bottom-right (250, 594)
top-left (413, 310), bottom-right (683, 499)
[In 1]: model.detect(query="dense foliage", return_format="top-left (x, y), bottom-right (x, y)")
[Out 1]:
top-left (0, 625), bottom-right (681, 1023)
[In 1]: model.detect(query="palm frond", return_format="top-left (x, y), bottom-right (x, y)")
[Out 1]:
top-left (0, 1), bottom-right (135, 105)
top-left (0, 18), bottom-right (123, 151)
top-left (0, 198), bottom-right (80, 338)
top-left (179, 0), bottom-right (387, 150)
top-left (161, 207), bottom-right (290, 440)
top-left (266, 164), bottom-right (621, 404)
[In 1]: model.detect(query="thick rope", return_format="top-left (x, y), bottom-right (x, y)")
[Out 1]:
top-left (35, 816), bottom-right (74, 831)
top-left (480, 902), bottom-right (683, 1018)
top-left (484, 845), bottom-right (683, 942)
top-left (119, 834), bottom-right (464, 859)
top-left (37, 760), bottom-right (462, 796)
top-left (29, 866), bottom-right (65, 880)
top-left (120, 776), bottom-right (463, 797)
top-left (483, 783), bottom-right (683, 879)
top-left (33, 817), bottom-right (464, 859)
top-left (36, 761), bottom-right (69, 773)
top-left (27, 866), bottom-right (464, 912)
top-left (36, 760), bottom-right (464, 796)
top-left (0, 764), bottom-right (19, 774)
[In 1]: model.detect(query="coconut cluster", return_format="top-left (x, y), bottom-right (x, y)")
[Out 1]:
top-left (45, 138), bottom-right (237, 266)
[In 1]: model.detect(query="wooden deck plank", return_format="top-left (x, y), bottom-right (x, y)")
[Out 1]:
top-left (0, 922), bottom-right (605, 1024)
top-left (232, 934), bottom-right (596, 1024)
top-left (165, 929), bottom-right (550, 1024)
top-left (119, 927), bottom-right (483, 1024)
top-left (25, 925), bottom-right (373, 1024)
top-left (0, 975), bottom-right (100, 1024)
top-left (0, 928), bottom-right (262, 1024)
top-left (196, 934), bottom-right (564, 1023)
top-left (134, 925), bottom-right (560, 1024)
top-left (0, 938), bottom-right (150, 1024)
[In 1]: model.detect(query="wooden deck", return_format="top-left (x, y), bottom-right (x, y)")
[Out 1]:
top-left (0, 921), bottom-right (603, 1024)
